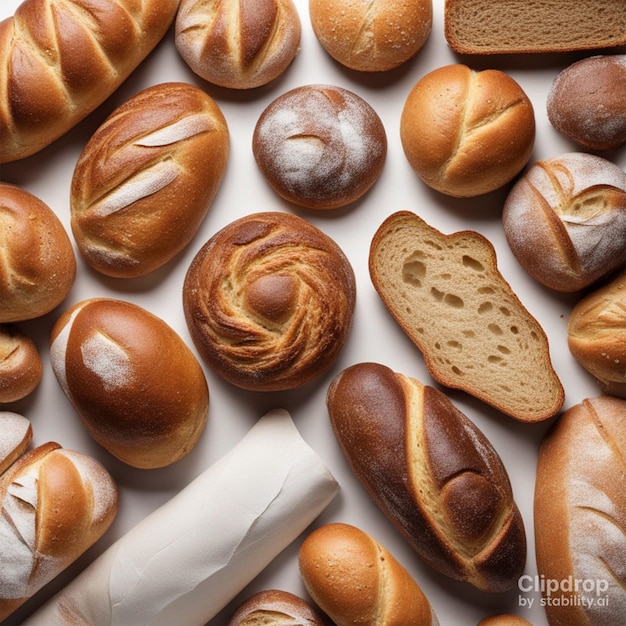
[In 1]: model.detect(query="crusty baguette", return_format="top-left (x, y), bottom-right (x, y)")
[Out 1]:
top-left (327, 362), bottom-right (527, 592)
top-left (0, 0), bottom-right (180, 164)
top-left (444, 0), bottom-right (626, 54)
top-left (534, 396), bottom-right (626, 626)
top-left (299, 522), bottom-right (438, 626)
top-left (369, 211), bottom-right (564, 422)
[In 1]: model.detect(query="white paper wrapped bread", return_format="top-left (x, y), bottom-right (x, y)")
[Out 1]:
top-left (24, 409), bottom-right (339, 626)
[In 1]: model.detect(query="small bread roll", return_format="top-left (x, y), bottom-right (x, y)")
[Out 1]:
top-left (0, 184), bottom-right (76, 323)
top-left (310, 0), bottom-right (432, 72)
top-left (49, 298), bottom-right (209, 469)
top-left (183, 212), bottom-right (356, 391)
top-left (400, 64), bottom-right (535, 197)
top-left (477, 615), bottom-right (533, 626)
top-left (253, 84), bottom-right (387, 209)
top-left (175, 0), bottom-right (301, 89)
top-left (0, 324), bottom-right (42, 403)
top-left (228, 590), bottom-right (324, 626)
top-left (568, 271), bottom-right (626, 398)
top-left (0, 412), bottom-right (32, 475)
top-left (71, 82), bottom-right (229, 278)
top-left (503, 152), bottom-right (626, 291)
top-left (547, 55), bottom-right (626, 150)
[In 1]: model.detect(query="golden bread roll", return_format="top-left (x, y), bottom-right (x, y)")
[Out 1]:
top-left (327, 362), bottom-right (527, 592)
top-left (477, 615), bottom-right (533, 626)
top-left (503, 152), bottom-right (626, 292)
top-left (0, 412), bottom-right (32, 475)
top-left (0, 324), bottom-right (42, 403)
top-left (253, 84), bottom-right (387, 210)
top-left (298, 522), bottom-right (438, 626)
top-left (49, 298), bottom-right (209, 469)
top-left (70, 82), bottom-right (229, 278)
top-left (400, 64), bottom-right (535, 197)
top-left (175, 0), bottom-right (301, 89)
top-left (228, 589), bottom-right (324, 626)
top-left (183, 212), bottom-right (356, 391)
top-left (309, 0), bottom-right (432, 72)
top-left (0, 183), bottom-right (76, 323)
top-left (0, 0), bottom-right (180, 163)
top-left (0, 441), bottom-right (118, 621)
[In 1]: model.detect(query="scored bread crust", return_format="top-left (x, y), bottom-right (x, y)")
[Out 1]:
top-left (228, 589), bottom-right (324, 626)
top-left (369, 211), bottom-right (564, 422)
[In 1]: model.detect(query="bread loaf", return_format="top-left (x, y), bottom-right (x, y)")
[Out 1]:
top-left (369, 211), bottom-right (564, 422)
top-left (49, 298), bottom-right (209, 469)
top-left (0, 183), bottom-right (76, 323)
top-left (0, 0), bottom-right (180, 163)
top-left (298, 522), bottom-right (439, 626)
top-left (253, 84), bottom-right (387, 210)
top-left (0, 412), bottom-right (32, 475)
top-left (309, 0), bottom-right (432, 72)
top-left (175, 0), bottom-right (301, 89)
top-left (0, 441), bottom-right (118, 621)
top-left (327, 363), bottom-right (527, 592)
top-left (444, 0), bottom-right (626, 54)
top-left (502, 152), bottom-right (626, 292)
top-left (228, 590), bottom-right (324, 626)
top-left (477, 615), bottom-right (533, 626)
top-left (0, 324), bottom-right (42, 403)
top-left (183, 212), bottom-right (356, 391)
top-left (534, 396), bottom-right (626, 626)
top-left (400, 64), bottom-right (535, 197)
top-left (70, 82), bottom-right (229, 278)
top-left (547, 55), bottom-right (626, 151)
top-left (568, 271), bottom-right (626, 399)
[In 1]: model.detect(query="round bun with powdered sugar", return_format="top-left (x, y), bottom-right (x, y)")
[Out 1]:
top-left (252, 84), bottom-right (387, 210)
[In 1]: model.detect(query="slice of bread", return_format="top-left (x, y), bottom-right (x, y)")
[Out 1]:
top-left (445, 0), bottom-right (626, 54)
top-left (369, 211), bottom-right (564, 422)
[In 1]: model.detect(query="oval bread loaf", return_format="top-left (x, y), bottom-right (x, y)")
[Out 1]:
top-left (0, 441), bottom-right (118, 621)
top-left (299, 522), bottom-right (439, 626)
top-left (327, 362), bottom-right (527, 592)
top-left (0, 324), bottom-right (42, 403)
top-left (70, 82), bottom-right (229, 278)
top-left (534, 396), bottom-right (626, 626)
top-left (0, 0), bottom-right (180, 164)
top-left (0, 183), bottom-right (76, 323)
top-left (49, 298), bottom-right (209, 469)
top-left (228, 589), bottom-right (324, 626)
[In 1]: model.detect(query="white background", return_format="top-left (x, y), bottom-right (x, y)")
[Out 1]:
top-left (0, 1), bottom-right (620, 625)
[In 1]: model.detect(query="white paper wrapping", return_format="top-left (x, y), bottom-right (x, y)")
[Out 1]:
top-left (23, 409), bottom-right (339, 626)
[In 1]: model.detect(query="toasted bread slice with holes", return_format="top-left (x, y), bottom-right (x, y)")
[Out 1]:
top-left (369, 211), bottom-right (564, 422)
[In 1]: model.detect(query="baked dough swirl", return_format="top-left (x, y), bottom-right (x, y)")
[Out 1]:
top-left (183, 212), bottom-right (356, 391)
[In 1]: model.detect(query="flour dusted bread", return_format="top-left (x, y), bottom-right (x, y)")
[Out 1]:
top-left (369, 211), bottom-right (564, 422)
top-left (327, 363), bottom-right (527, 592)
top-left (71, 82), bottom-right (229, 278)
top-left (444, 0), bottom-right (626, 54)
top-left (228, 590), bottom-right (324, 626)
top-left (0, 412), bottom-right (32, 475)
top-left (49, 298), bottom-right (209, 469)
top-left (0, 0), bottom-right (180, 163)
top-left (534, 396), bottom-right (626, 626)
top-left (0, 324), bottom-right (42, 403)
top-left (299, 523), bottom-right (439, 625)
top-left (175, 0), bottom-right (301, 89)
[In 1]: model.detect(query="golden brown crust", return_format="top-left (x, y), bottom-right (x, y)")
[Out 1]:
top-left (327, 362), bottom-right (526, 592)
top-left (400, 64), bottom-right (535, 197)
top-left (0, 0), bottom-right (181, 164)
top-left (0, 183), bottom-right (76, 323)
top-left (228, 589), bottom-right (324, 626)
top-left (70, 82), bottom-right (229, 278)
top-left (0, 324), bottom-right (42, 403)
top-left (477, 614), bottom-right (534, 626)
top-left (49, 298), bottom-right (209, 469)
top-left (183, 212), bottom-right (356, 391)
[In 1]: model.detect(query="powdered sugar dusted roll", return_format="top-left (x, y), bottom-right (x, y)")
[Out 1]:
top-left (23, 409), bottom-right (339, 626)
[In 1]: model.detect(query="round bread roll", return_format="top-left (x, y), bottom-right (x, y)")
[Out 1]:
top-left (547, 55), bottom-right (626, 151)
top-left (70, 82), bottom-right (229, 279)
top-left (503, 152), bottom-right (626, 292)
top-left (228, 589), bottom-right (324, 626)
top-left (183, 212), bottom-right (356, 391)
top-left (175, 0), bottom-right (301, 89)
top-left (0, 324), bottom-right (42, 403)
top-left (49, 298), bottom-right (209, 469)
top-left (253, 84), bottom-right (387, 209)
top-left (477, 615), bottom-right (533, 626)
top-left (400, 64), bottom-right (535, 197)
top-left (568, 271), bottom-right (626, 398)
top-left (0, 183), bottom-right (76, 323)
top-left (309, 0), bottom-right (432, 72)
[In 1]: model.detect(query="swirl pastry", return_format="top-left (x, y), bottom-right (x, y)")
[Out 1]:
top-left (183, 212), bottom-right (356, 391)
